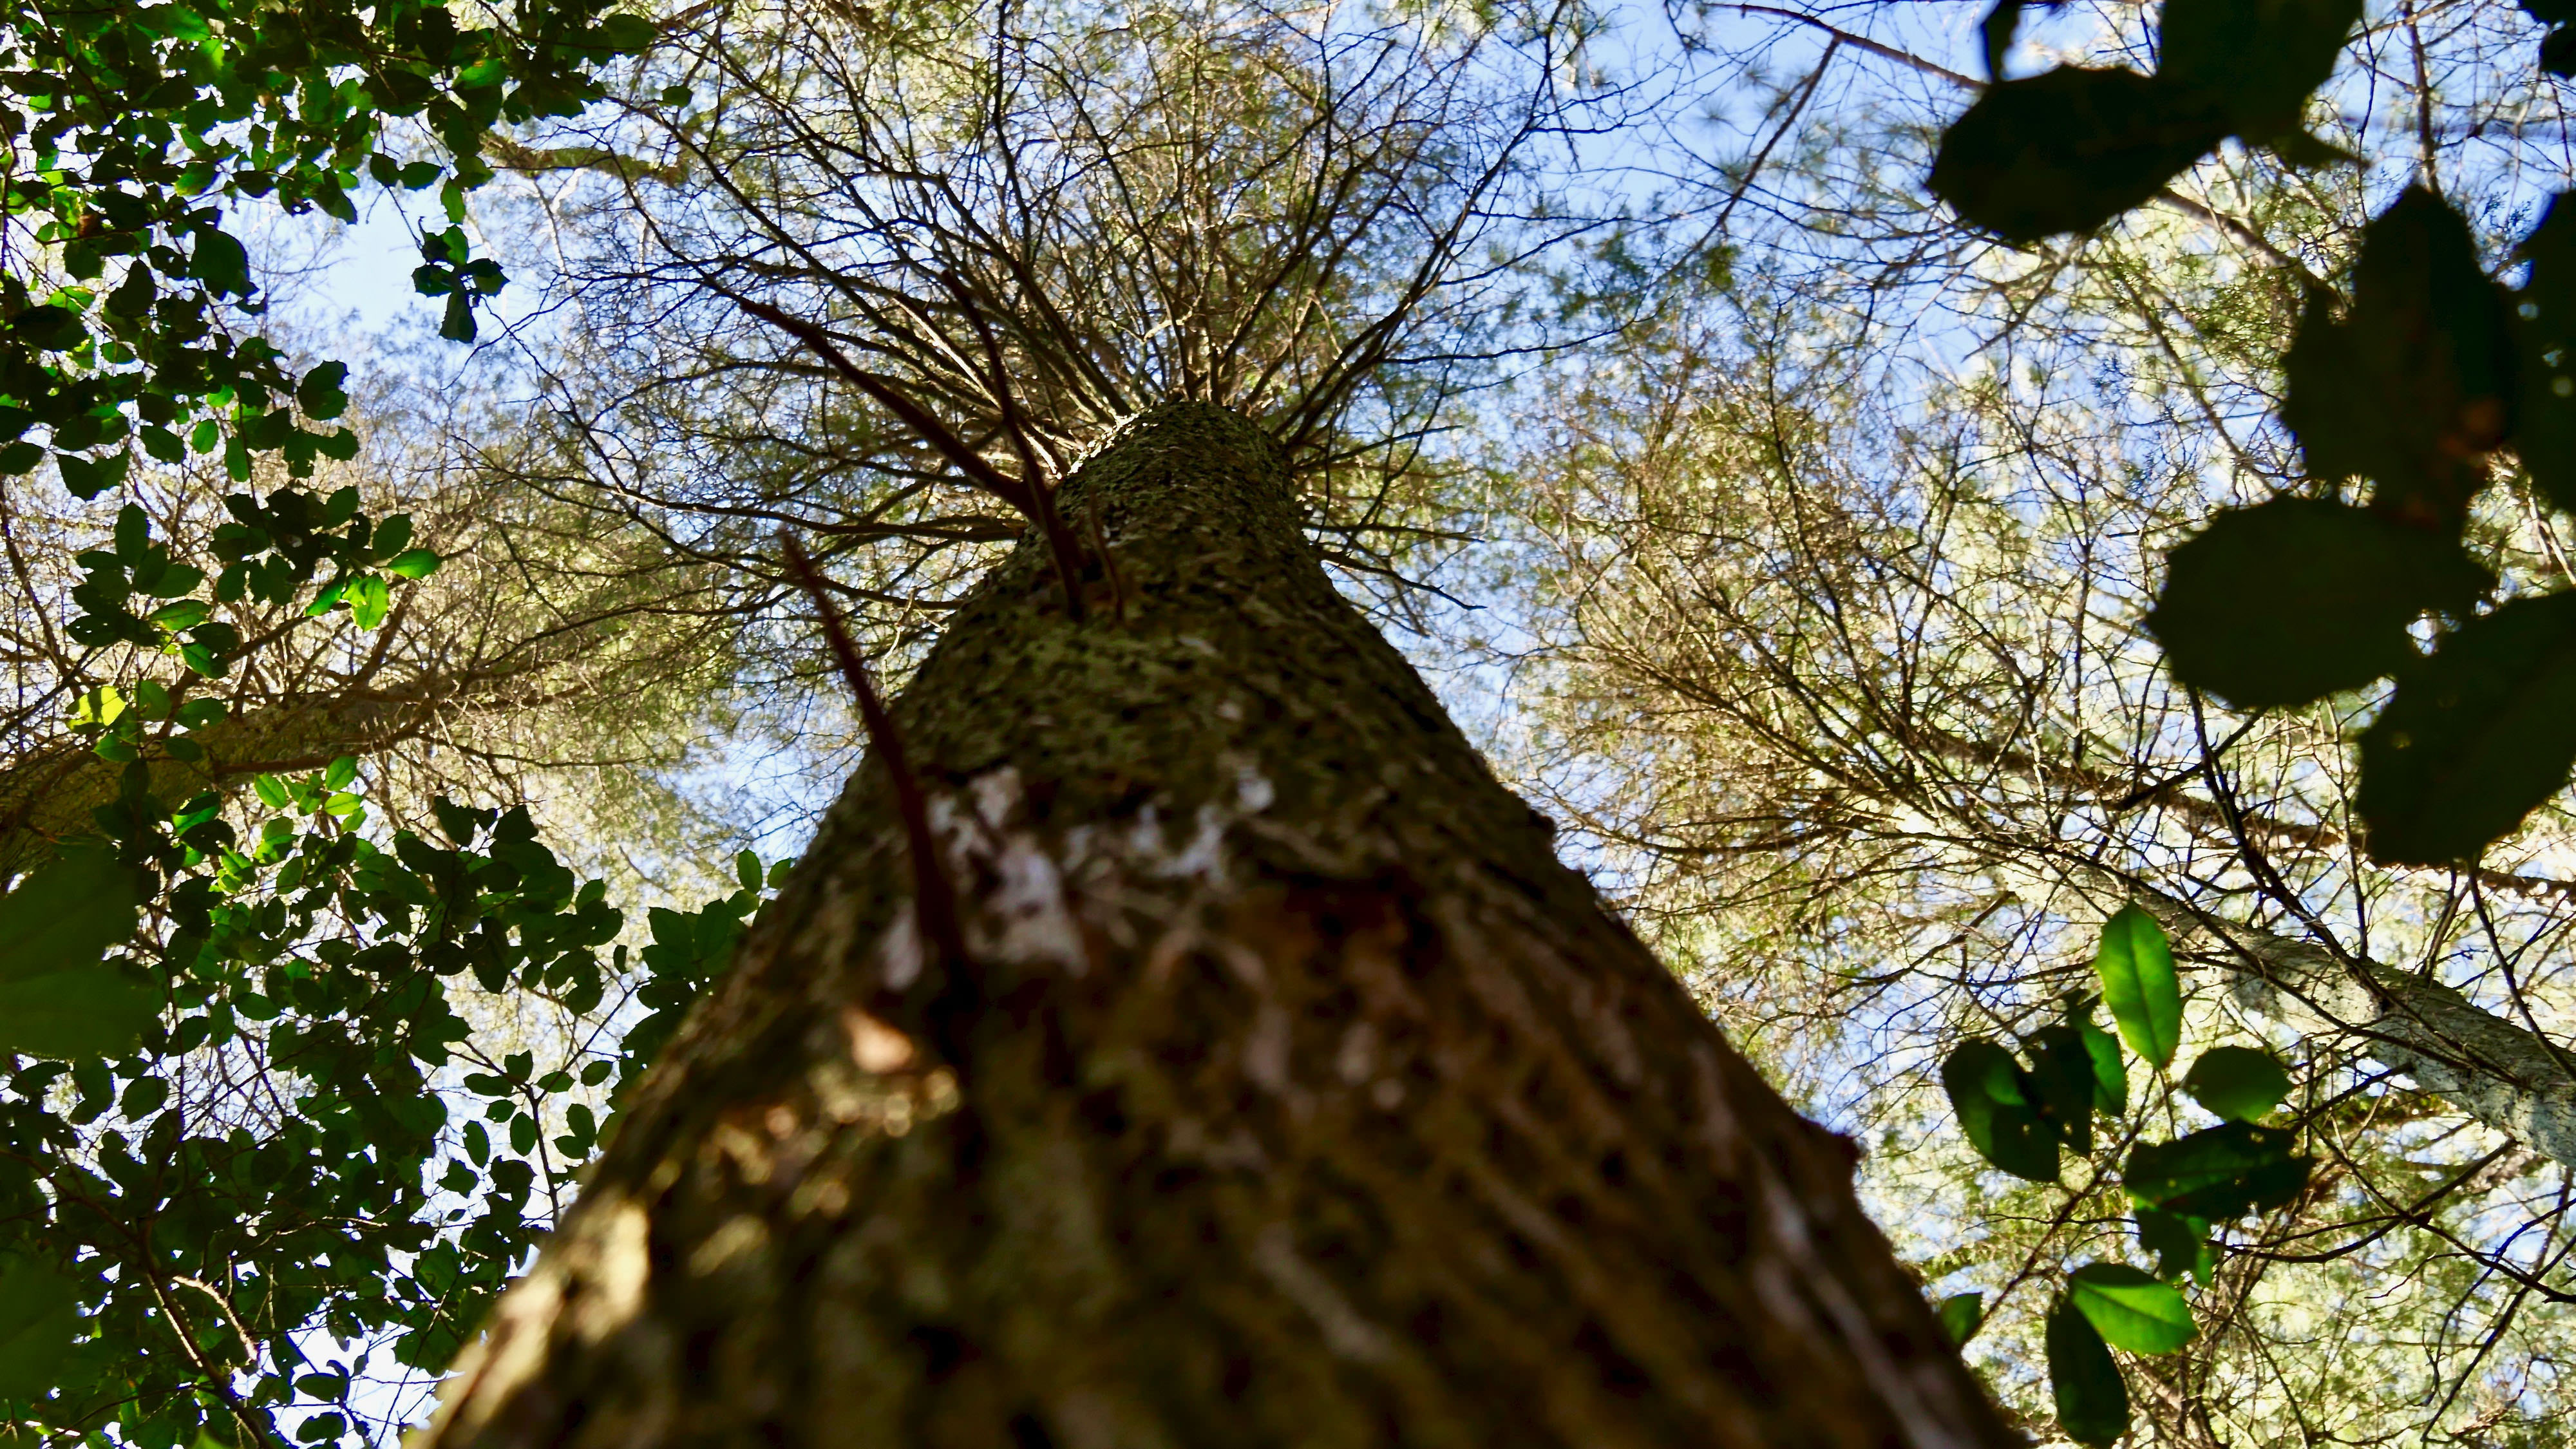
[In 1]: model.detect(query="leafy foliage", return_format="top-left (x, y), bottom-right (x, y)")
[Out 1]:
top-left (0, 0), bottom-right (654, 507)
top-left (1931, 0), bottom-right (2362, 241)
top-left (1930, 0), bottom-right (2576, 866)
top-left (1935, 909), bottom-right (2309, 1443)
top-left (0, 746), bottom-right (774, 1445)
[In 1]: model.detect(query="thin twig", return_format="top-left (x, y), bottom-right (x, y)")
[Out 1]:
top-left (779, 534), bottom-right (979, 1063)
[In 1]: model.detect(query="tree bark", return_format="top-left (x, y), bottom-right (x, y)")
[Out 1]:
top-left (419, 404), bottom-right (2018, 1449)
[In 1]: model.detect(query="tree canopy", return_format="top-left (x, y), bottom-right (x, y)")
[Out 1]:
top-left (8, 1), bottom-right (2576, 1446)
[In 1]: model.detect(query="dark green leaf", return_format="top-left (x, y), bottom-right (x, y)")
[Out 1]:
top-left (2047, 1294), bottom-right (2130, 1446)
top-left (2092, 904), bottom-right (2182, 1072)
top-left (2067, 1262), bottom-right (2196, 1354)
top-left (2023, 1025), bottom-right (2099, 1157)
top-left (188, 229), bottom-right (252, 298)
top-left (2282, 189), bottom-right (2516, 531)
top-left (0, 962), bottom-right (160, 1060)
top-left (0, 848), bottom-right (138, 990)
top-left (2183, 1046), bottom-right (2292, 1122)
top-left (1927, 66), bottom-right (2226, 243)
top-left (2157, 0), bottom-right (2361, 137)
top-left (2146, 498), bottom-right (2489, 710)
top-left (2134, 1206), bottom-right (2215, 1283)
top-left (296, 361), bottom-right (351, 421)
top-left (1937, 1291), bottom-right (1985, 1347)
top-left (0, 1254), bottom-right (81, 1398)
top-left (147, 600), bottom-right (211, 632)
top-left (2514, 191), bottom-right (2576, 514)
top-left (2126, 1121), bottom-right (2309, 1220)
top-left (597, 14), bottom-right (659, 52)
top-left (2525, 0), bottom-right (2576, 76)
top-left (2358, 591), bottom-right (2576, 864)
top-left (1940, 1039), bottom-right (2060, 1182)
top-left (440, 291), bottom-right (478, 343)
top-left (2075, 1011), bottom-right (2127, 1117)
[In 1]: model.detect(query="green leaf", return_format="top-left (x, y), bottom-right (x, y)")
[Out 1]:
top-left (2358, 591), bottom-right (2576, 864)
top-left (1940, 1039), bottom-right (2060, 1182)
top-left (2047, 1294), bottom-right (2130, 1446)
top-left (2126, 1121), bottom-right (2309, 1221)
top-left (296, 361), bottom-right (351, 421)
top-left (2282, 189), bottom-right (2516, 531)
top-left (325, 755), bottom-right (359, 791)
top-left (349, 574), bottom-right (392, 629)
top-left (2157, 0), bottom-right (2362, 138)
top-left (2067, 1262), bottom-right (2197, 1354)
top-left (735, 849), bottom-right (762, 893)
top-left (188, 228), bottom-right (252, 298)
top-left (254, 775), bottom-right (292, 811)
top-left (2183, 1045), bottom-right (2292, 1122)
top-left (2092, 905), bottom-right (2182, 1072)
top-left (0, 1253), bottom-right (82, 1398)
top-left (148, 600), bottom-right (212, 632)
top-left (440, 291), bottom-right (478, 343)
top-left (1937, 1291), bottom-right (1985, 1347)
top-left (2145, 497), bottom-right (2488, 710)
top-left (0, 848), bottom-right (138, 989)
top-left (384, 548), bottom-right (442, 580)
top-left (120, 1075), bottom-right (169, 1119)
top-left (2514, 191), bottom-right (2576, 514)
top-left (2134, 1206), bottom-right (2215, 1283)
top-left (2076, 1013), bottom-right (2128, 1117)
top-left (598, 13), bottom-right (659, 51)
top-left (2022, 1025), bottom-right (2099, 1157)
top-left (373, 515), bottom-right (415, 561)
top-left (1927, 66), bottom-right (2226, 243)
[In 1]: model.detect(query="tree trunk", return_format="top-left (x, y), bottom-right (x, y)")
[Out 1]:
top-left (419, 404), bottom-right (2016, 1449)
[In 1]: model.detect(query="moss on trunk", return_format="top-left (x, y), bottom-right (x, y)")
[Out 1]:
top-left (420, 404), bottom-right (2016, 1449)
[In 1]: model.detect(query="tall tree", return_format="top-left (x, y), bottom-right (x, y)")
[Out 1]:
top-left (417, 400), bottom-right (2016, 1449)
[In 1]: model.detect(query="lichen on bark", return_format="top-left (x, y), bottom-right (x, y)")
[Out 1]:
top-left (420, 404), bottom-right (2018, 1449)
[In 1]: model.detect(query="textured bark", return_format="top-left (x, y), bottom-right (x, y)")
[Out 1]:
top-left (419, 404), bottom-right (2019, 1449)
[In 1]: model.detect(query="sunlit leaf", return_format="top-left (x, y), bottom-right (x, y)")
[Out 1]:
top-left (2067, 1262), bottom-right (2196, 1354)
top-left (2092, 905), bottom-right (2181, 1072)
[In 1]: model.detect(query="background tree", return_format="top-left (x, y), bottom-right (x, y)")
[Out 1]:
top-left (1475, 1), bottom-right (2576, 1441)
